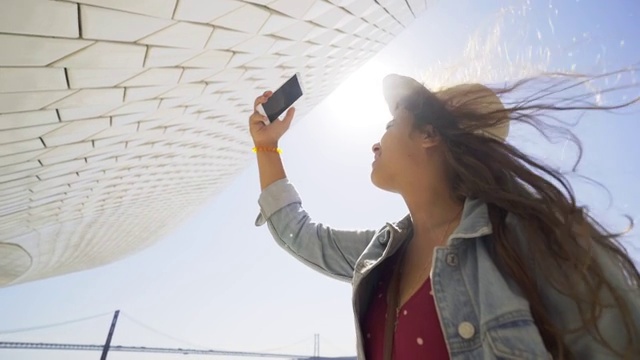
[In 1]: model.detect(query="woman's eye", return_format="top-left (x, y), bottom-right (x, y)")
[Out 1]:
top-left (385, 120), bottom-right (394, 130)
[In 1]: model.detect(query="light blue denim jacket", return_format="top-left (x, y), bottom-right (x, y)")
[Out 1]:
top-left (256, 179), bottom-right (639, 359)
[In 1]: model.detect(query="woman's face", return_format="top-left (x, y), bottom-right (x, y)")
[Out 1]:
top-left (370, 107), bottom-right (430, 192)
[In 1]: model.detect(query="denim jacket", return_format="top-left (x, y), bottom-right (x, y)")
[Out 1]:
top-left (256, 179), bottom-right (639, 359)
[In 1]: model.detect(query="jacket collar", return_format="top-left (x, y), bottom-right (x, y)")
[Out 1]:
top-left (388, 198), bottom-right (493, 243)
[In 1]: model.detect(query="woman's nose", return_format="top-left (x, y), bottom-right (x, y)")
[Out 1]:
top-left (372, 143), bottom-right (381, 153)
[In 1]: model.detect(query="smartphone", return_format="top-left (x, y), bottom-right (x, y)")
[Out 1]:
top-left (257, 72), bottom-right (304, 123)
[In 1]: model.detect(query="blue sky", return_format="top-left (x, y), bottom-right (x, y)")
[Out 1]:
top-left (1, 0), bottom-right (639, 359)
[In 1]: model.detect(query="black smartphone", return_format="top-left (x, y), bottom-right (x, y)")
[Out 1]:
top-left (257, 73), bottom-right (304, 123)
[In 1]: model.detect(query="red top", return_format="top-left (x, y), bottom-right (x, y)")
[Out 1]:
top-left (363, 271), bottom-right (450, 360)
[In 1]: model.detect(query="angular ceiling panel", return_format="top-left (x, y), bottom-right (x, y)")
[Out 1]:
top-left (0, 0), bottom-right (425, 286)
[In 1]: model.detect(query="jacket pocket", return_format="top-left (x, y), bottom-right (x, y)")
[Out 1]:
top-left (486, 317), bottom-right (551, 360)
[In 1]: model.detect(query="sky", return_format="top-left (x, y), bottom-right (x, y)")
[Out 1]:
top-left (1, 0), bottom-right (639, 359)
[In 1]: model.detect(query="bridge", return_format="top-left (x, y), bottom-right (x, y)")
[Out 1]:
top-left (0, 310), bottom-right (355, 359)
top-left (0, 341), bottom-right (310, 359)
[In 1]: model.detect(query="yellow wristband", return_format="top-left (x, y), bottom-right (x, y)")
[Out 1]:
top-left (252, 146), bottom-right (282, 154)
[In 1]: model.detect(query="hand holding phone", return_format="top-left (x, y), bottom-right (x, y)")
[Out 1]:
top-left (249, 91), bottom-right (296, 148)
top-left (256, 73), bottom-right (304, 125)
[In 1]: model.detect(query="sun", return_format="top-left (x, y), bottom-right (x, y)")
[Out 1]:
top-left (327, 59), bottom-right (394, 134)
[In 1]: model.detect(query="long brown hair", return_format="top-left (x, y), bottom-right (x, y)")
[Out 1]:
top-left (406, 69), bottom-right (640, 359)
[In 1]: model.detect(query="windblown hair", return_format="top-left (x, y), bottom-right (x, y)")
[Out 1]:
top-left (400, 69), bottom-right (640, 359)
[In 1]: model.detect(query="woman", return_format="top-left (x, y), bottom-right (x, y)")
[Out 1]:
top-left (248, 73), bottom-right (640, 359)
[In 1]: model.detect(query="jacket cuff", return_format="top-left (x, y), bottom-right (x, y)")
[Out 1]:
top-left (254, 178), bottom-right (301, 226)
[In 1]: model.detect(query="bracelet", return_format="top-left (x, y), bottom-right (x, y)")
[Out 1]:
top-left (252, 146), bottom-right (282, 154)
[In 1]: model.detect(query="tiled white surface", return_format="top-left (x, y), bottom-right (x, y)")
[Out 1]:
top-left (67, 69), bottom-right (145, 89)
top-left (313, 7), bottom-right (355, 29)
top-left (53, 42), bottom-right (147, 69)
top-left (37, 142), bottom-right (94, 166)
top-left (227, 53), bottom-right (262, 68)
top-left (139, 22), bottom-right (213, 49)
top-left (0, 161), bottom-right (41, 176)
top-left (173, 0), bottom-right (245, 23)
top-left (0, 146), bottom-right (46, 164)
top-left (46, 88), bottom-right (124, 109)
top-left (210, 4), bottom-right (271, 34)
top-left (0, 110), bottom-right (59, 130)
top-left (160, 84), bottom-right (206, 98)
top-left (206, 28), bottom-right (254, 49)
top-left (274, 20), bottom-right (316, 40)
top-left (120, 69), bottom-right (183, 87)
top-left (0, 123), bottom-right (62, 145)
top-left (80, 5), bottom-right (175, 42)
top-left (36, 159), bottom-right (87, 181)
top-left (0, 0), bottom-right (79, 38)
top-left (181, 50), bottom-right (233, 69)
top-left (64, 0), bottom-right (178, 19)
top-left (0, 35), bottom-right (92, 67)
top-left (107, 99), bottom-right (161, 116)
top-left (0, 90), bottom-right (75, 113)
top-left (0, 244), bottom-right (30, 285)
top-left (259, 13), bottom-right (299, 35)
top-left (58, 105), bottom-right (119, 121)
top-left (125, 86), bottom-right (175, 102)
top-left (268, 0), bottom-right (317, 18)
top-left (179, 69), bottom-right (222, 84)
top-left (144, 47), bottom-right (204, 68)
top-left (0, 0), bottom-right (424, 286)
top-left (41, 117), bottom-right (110, 147)
top-left (233, 35), bottom-right (277, 54)
top-left (407, 0), bottom-right (427, 15)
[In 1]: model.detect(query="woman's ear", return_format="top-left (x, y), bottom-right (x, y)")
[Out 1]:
top-left (420, 124), bottom-right (441, 149)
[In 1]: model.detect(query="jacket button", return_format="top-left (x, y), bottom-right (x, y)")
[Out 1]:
top-left (446, 253), bottom-right (458, 266)
top-left (458, 322), bottom-right (475, 339)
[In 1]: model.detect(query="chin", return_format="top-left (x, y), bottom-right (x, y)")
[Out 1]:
top-left (370, 170), bottom-right (380, 188)
top-left (370, 171), bottom-right (391, 192)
